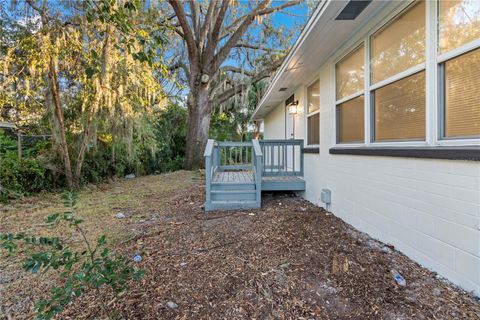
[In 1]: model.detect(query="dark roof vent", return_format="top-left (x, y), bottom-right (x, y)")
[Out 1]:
top-left (279, 87), bottom-right (288, 92)
top-left (335, 1), bottom-right (371, 20)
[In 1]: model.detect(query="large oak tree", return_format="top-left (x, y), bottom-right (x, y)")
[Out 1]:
top-left (166, 0), bottom-right (304, 169)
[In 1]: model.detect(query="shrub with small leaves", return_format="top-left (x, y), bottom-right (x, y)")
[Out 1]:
top-left (0, 191), bottom-right (143, 320)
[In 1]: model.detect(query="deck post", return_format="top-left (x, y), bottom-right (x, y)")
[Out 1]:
top-left (300, 143), bottom-right (304, 176)
top-left (252, 139), bottom-right (263, 208)
top-left (204, 139), bottom-right (216, 210)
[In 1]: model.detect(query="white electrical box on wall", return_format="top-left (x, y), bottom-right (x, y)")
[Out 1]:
top-left (321, 189), bottom-right (331, 205)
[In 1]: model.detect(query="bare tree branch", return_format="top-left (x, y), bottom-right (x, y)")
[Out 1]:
top-left (214, 58), bottom-right (284, 104)
top-left (188, 1), bottom-right (199, 40)
top-left (257, 0), bottom-right (302, 16)
top-left (210, 0), bottom-right (300, 73)
top-left (169, 60), bottom-right (190, 78)
top-left (210, 0), bottom-right (272, 72)
top-left (198, 0), bottom-right (217, 50)
top-left (204, 0), bottom-right (230, 66)
top-left (220, 66), bottom-right (255, 77)
top-left (167, 0), bottom-right (198, 67)
top-left (234, 43), bottom-right (284, 53)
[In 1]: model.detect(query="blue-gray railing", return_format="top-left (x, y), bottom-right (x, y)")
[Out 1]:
top-left (204, 139), bottom-right (304, 208)
top-left (259, 139), bottom-right (304, 176)
top-left (216, 141), bottom-right (253, 170)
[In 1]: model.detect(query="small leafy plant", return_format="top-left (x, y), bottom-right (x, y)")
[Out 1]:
top-left (0, 191), bottom-right (143, 319)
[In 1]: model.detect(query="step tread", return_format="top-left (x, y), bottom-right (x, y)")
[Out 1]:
top-left (210, 200), bottom-right (258, 204)
top-left (211, 190), bottom-right (256, 194)
top-left (211, 181), bottom-right (256, 185)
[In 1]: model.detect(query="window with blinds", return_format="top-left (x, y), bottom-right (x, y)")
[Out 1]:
top-left (439, 0), bottom-right (480, 139)
top-left (370, 1), bottom-right (426, 142)
top-left (444, 48), bottom-right (480, 138)
top-left (335, 45), bottom-right (365, 144)
top-left (337, 95), bottom-right (365, 143)
top-left (336, 45), bottom-right (364, 100)
top-left (307, 80), bottom-right (320, 145)
top-left (438, 0), bottom-right (480, 54)
top-left (331, 0), bottom-right (479, 147)
top-left (371, 1), bottom-right (425, 84)
top-left (308, 113), bottom-right (320, 145)
top-left (374, 71), bottom-right (426, 141)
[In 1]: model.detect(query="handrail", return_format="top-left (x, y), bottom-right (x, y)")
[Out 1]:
top-left (217, 141), bottom-right (252, 147)
top-left (204, 139), bottom-right (215, 157)
top-left (215, 140), bottom-right (253, 169)
top-left (259, 139), bottom-right (304, 177)
top-left (252, 139), bottom-right (263, 157)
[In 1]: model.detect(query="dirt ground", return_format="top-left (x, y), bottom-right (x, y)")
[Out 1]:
top-left (1, 170), bottom-right (479, 319)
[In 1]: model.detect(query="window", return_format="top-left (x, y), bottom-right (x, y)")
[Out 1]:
top-left (336, 45), bottom-right (364, 100)
top-left (370, 1), bottom-right (426, 142)
top-left (438, 0), bottom-right (480, 54)
top-left (439, 0), bottom-right (480, 139)
top-left (374, 71), bottom-right (426, 141)
top-left (443, 48), bottom-right (480, 138)
top-left (331, 0), bottom-right (479, 151)
top-left (338, 96), bottom-right (365, 143)
top-left (335, 44), bottom-right (365, 143)
top-left (371, 1), bottom-right (425, 84)
top-left (306, 80), bottom-right (320, 145)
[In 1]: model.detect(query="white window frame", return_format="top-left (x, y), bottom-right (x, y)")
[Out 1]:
top-left (368, 0), bottom-right (427, 145)
top-left (435, 0), bottom-right (480, 146)
top-left (305, 78), bottom-right (320, 146)
top-left (334, 42), bottom-right (366, 147)
top-left (332, 0), bottom-right (480, 148)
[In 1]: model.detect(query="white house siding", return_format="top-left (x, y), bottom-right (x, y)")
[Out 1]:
top-left (263, 90), bottom-right (305, 141)
top-left (262, 61), bottom-right (480, 295)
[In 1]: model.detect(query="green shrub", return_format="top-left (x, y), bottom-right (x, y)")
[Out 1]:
top-left (0, 191), bottom-right (144, 319)
top-left (0, 154), bottom-right (47, 201)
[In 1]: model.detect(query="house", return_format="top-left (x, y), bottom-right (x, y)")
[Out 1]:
top-left (250, 0), bottom-right (480, 296)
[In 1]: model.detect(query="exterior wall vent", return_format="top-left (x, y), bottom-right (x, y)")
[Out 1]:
top-left (335, 1), bottom-right (371, 20)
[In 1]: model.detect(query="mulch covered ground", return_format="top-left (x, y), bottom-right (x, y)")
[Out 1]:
top-left (1, 171), bottom-right (479, 319)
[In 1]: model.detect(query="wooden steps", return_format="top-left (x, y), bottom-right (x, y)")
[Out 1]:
top-left (206, 171), bottom-right (260, 211)
top-left (204, 139), bottom-right (305, 212)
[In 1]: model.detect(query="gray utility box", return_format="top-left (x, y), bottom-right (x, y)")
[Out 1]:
top-left (321, 189), bottom-right (331, 205)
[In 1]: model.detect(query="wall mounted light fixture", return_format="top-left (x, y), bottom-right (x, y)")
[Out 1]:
top-left (288, 100), bottom-right (299, 114)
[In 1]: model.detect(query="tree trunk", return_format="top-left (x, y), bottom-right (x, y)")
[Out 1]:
top-left (47, 57), bottom-right (74, 189)
top-left (74, 26), bottom-right (112, 185)
top-left (74, 78), bottom-right (102, 185)
top-left (185, 84), bottom-right (212, 170)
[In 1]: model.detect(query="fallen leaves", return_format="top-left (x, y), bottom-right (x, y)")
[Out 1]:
top-left (1, 171), bottom-right (479, 320)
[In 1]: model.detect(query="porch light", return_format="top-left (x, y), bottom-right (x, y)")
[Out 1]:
top-left (288, 100), bottom-right (299, 114)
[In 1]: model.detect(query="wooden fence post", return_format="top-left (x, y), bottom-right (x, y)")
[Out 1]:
top-left (17, 133), bottom-right (22, 161)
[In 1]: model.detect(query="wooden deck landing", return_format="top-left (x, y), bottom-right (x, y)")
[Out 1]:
top-left (212, 171), bottom-right (305, 191)
top-left (204, 139), bottom-right (305, 211)
top-left (213, 171), bottom-right (254, 183)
